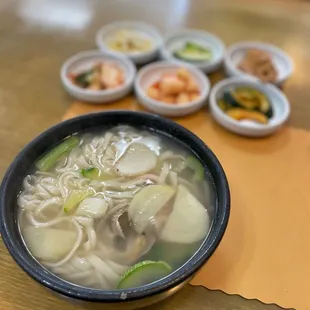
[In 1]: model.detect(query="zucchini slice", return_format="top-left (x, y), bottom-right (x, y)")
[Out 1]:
top-left (223, 88), bottom-right (273, 118)
top-left (117, 261), bottom-right (172, 289)
top-left (185, 156), bottom-right (204, 181)
top-left (223, 89), bottom-right (259, 110)
top-left (81, 168), bottom-right (114, 181)
top-left (226, 108), bottom-right (268, 124)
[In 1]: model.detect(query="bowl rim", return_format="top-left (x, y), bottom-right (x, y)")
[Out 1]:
top-left (95, 20), bottom-right (163, 60)
top-left (224, 41), bottom-right (294, 85)
top-left (134, 61), bottom-right (210, 111)
top-left (60, 50), bottom-right (136, 97)
top-left (0, 111), bottom-right (230, 302)
top-left (209, 77), bottom-right (291, 132)
top-left (160, 28), bottom-right (225, 71)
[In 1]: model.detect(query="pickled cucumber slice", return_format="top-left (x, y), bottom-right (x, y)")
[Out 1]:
top-left (174, 42), bottom-right (212, 62)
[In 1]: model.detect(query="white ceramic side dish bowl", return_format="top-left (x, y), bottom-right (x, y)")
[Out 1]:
top-left (209, 77), bottom-right (290, 137)
top-left (160, 29), bottom-right (225, 73)
top-left (224, 41), bottom-right (294, 85)
top-left (96, 21), bottom-right (163, 65)
top-left (60, 50), bottom-right (136, 103)
top-left (134, 61), bottom-right (210, 117)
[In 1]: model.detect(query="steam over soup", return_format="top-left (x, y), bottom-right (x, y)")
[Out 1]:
top-left (18, 126), bottom-right (214, 289)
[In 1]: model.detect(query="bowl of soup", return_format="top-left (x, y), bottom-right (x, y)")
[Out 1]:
top-left (0, 111), bottom-right (230, 308)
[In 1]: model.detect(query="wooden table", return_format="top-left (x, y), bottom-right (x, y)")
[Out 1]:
top-left (1, 0), bottom-right (309, 309)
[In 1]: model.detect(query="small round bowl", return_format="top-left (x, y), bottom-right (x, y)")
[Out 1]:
top-left (96, 21), bottom-right (163, 65)
top-left (60, 50), bottom-right (136, 103)
top-left (224, 41), bottom-right (294, 85)
top-left (134, 61), bottom-right (210, 117)
top-left (209, 77), bottom-right (290, 137)
top-left (0, 111), bottom-right (230, 308)
top-left (159, 29), bottom-right (225, 73)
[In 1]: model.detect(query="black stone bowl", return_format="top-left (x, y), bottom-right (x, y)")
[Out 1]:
top-left (0, 111), bottom-right (230, 309)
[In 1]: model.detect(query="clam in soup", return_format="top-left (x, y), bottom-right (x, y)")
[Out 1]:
top-left (18, 126), bottom-right (213, 289)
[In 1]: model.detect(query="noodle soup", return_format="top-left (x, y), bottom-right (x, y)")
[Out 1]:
top-left (18, 126), bottom-right (214, 290)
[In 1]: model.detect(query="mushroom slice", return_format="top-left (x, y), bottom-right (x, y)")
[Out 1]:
top-left (98, 224), bottom-right (155, 265)
top-left (110, 205), bottom-right (128, 239)
top-left (115, 143), bottom-right (157, 176)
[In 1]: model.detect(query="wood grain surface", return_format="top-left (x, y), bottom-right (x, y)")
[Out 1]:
top-left (1, 0), bottom-right (309, 309)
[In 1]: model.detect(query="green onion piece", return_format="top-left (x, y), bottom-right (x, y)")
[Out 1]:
top-left (36, 136), bottom-right (79, 172)
top-left (64, 190), bottom-right (91, 213)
